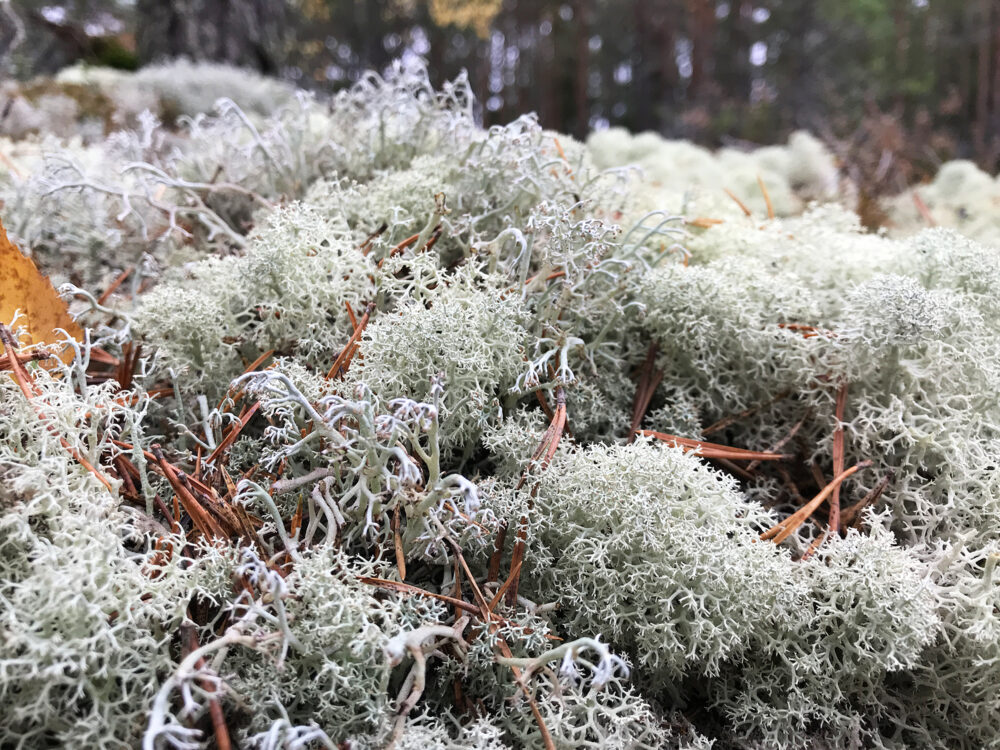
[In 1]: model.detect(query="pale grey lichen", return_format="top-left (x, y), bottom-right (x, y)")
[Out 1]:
top-left (4, 57), bottom-right (1000, 750)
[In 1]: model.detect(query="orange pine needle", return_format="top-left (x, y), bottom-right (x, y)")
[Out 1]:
top-left (638, 429), bottom-right (790, 461)
top-left (829, 381), bottom-right (848, 534)
top-left (761, 461), bottom-right (872, 545)
top-left (724, 188), bottom-right (753, 217)
top-left (325, 304), bottom-right (372, 379)
top-left (0, 324), bottom-right (114, 492)
top-left (97, 265), bottom-right (135, 306)
top-left (204, 401), bottom-right (261, 468)
top-left (757, 174), bottom-right (775, 219)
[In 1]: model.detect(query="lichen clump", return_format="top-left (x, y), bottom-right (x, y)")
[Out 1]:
top-left (1, 59), bottom-right (999, 749)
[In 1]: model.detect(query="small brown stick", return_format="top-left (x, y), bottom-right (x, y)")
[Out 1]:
top-left (0, 324), bottom-right (114, 492)
top-left (97, 265), bottom-right (135, 306)
top-left (761, 461), bottom-right (872, 545)
top-left (628, 342), bottom-right (662, 442)
top-left (829, 381), bottom-right (849, 534)
top-left (757, 175), bottom-right (775, 220)
top-left (638, 430), bottom-right (791, 461)
top-left (723, 188), bottom-right (753, 217)
top-left (181, 622), bottom-right (232, 750)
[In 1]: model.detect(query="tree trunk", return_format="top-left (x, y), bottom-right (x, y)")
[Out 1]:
top-left (573, 0), bottom-right (590, 137)
top-left (136, 0), bottom-right (288, 73)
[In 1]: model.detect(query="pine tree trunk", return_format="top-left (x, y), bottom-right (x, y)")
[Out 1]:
top-left (136, 0), bottom-right (287, 73)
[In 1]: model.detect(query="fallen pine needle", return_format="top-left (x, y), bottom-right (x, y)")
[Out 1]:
top-left (761, 460), bottom-right (872, 545)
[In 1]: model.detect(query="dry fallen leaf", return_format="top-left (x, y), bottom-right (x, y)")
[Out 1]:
top-left (0, 217), bottom-right (83, 364)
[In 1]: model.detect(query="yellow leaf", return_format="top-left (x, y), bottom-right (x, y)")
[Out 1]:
top-left (0, 217), bottom-right (83, 365)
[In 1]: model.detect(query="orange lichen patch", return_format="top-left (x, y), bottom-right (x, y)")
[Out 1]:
top-left (0, 217), bottom-right (83, 365)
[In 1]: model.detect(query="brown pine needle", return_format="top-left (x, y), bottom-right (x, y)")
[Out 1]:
top-left (553, 136), bottom-right (567, 162)
top-left (842, 472), bottom-right (893, 528)
top-left (628, 342), bottom-right (662, 442)
top-left (358, 577), bottom-right (480, 615)
top-left (359, 222), bottom-right (389, 254)
top-left (0, 324), bottom-right (114, 492)
top-left (446, 538), bottom-right (556, 750)
top-left (761, 460), bottom-right (872, 545)
top-left (325, 303), bottom-right (373, 379)
top-left (507, 388), bottom-right (566, 605)
top-left (97, 265), bottom-right (135, 306)
top-left (747, 408), bottom-right (810, 472)
top-left (800, 530), bottom-right (828, 562)
top-left (152, 444), bottom-right (228, 540)
top-left (829, 381), bottom-right (849, 534)
top-left (344, 300), bottom-right (358, 330)
top-left (757, 174), bottom-right (775, 219)
top-left (216, 349), bottom-right (274, 412)
top-left (686, 216), bottom-right (725, 229)
top-left (0, 348), bottom-right (52, 370)
top-left (638, 430), bottom-right (791, 461)
top-left (182, 622), bottom-right (232, 750)
top-left (376, 232), bottom-right (420, 269)
top-left (392, 503), bottom-right (407, 581)
top-left (205, 401), bottom-right (261, 467)
top-left (487, 558), bottom-right (523, 613)
top-left (724, 188), bottom-right (753, 217)
top-left (702, 390), bottom-right (790, 436)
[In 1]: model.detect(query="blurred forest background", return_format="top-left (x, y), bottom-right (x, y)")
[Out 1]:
top-left (2, 0), bottom-right (999, 190)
